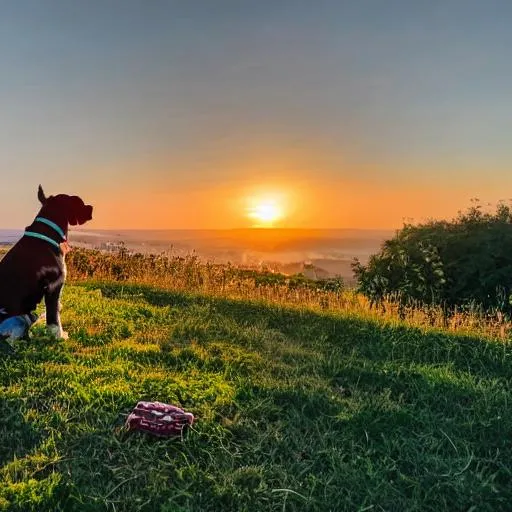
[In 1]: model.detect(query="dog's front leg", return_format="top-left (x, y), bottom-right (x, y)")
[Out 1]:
top-left (45, 285), bottom-right (68, 340)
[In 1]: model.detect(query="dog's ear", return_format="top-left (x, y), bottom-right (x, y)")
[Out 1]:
top-left (38, 185), bottom-right (47, 204)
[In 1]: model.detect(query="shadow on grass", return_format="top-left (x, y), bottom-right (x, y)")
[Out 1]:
top-left (89, 282), bottom-right (512, 380)
top-left (4, 281), bottom-right (501, 510)
top-left (0, 397), bottom-right (44, 465)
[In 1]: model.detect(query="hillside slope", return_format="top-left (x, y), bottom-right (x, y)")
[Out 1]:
top-left (1, 283), bottom-right (511, 511)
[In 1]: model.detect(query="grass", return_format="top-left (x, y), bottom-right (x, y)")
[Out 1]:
top-left (64, 248), bottom-right (512, 339)
top-left (1, 281), bottom-right (512, 511)
top-left (3, 246), bottom-right (511, 338)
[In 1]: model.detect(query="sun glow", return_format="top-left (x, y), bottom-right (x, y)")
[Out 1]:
top-left (246, 195), bottom-right (285, 227)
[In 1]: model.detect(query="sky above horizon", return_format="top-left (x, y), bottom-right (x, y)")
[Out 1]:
top-left (1, 0), bottom-right (512, 229)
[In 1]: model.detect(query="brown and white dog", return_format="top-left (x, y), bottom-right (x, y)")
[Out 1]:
top-left (0, 185), bottom-right (93, 338)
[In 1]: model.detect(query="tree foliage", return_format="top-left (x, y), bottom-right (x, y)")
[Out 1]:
top-left (353, 201), bottom-right (512, 316)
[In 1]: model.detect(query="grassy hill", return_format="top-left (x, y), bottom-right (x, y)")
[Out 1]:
top-left (1, 280), bottom-right (511, 511)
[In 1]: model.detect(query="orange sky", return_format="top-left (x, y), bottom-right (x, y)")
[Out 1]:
top-left (3, 137), bottom-right (506, 230)
top-left (56, 135), bottom-right (505, 230)
top-left (2, 2), bottom-right (512, 230)
top-left (88, 167), bottom-right (497, 230)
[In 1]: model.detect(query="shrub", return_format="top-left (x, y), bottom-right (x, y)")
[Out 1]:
top-left (353, 201), bottom-right (512, 317)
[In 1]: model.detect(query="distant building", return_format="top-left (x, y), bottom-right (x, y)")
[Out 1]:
top-left (302, 261), bottom-right (329, 280)
top-left (98, 241), bottom-right (127, 252)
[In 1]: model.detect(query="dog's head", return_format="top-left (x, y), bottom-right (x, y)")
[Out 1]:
top-left (37, 185), bottom-right (93, 226)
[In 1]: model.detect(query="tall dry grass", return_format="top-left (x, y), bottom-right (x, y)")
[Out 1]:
top-left (64, 248), bottom-right (512, 340)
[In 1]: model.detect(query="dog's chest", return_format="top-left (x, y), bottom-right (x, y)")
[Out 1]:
top-left (37, 255), bottom-right (66, 292)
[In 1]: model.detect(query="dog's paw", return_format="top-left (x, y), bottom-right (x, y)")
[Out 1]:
top-left (47, 324), bottom-right (69, 340)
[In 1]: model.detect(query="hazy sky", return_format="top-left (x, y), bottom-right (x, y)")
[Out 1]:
top-left (1, 0), bottom-right (511, 229)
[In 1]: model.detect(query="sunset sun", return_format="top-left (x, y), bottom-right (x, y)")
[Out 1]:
top-left (246, 196), bottom-right (285, 227)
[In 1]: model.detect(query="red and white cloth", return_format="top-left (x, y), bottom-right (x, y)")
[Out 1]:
top-left (126, 401), bottom-right (194, 437)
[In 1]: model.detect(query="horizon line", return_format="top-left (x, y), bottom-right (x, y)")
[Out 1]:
top-left (0, 226), bottom-right (399, 232)
top-left (74, 227), bottom-right (399, 232)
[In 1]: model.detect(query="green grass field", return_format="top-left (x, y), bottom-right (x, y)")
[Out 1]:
top-left (1, 281), bottom-right (512, 511)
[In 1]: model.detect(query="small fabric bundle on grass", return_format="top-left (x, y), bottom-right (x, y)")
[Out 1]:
top-left (126, 401), bottom-right (194, 437)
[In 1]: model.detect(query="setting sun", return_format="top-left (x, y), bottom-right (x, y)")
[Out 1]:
top-left (246, 195), bottom-right (285, 227)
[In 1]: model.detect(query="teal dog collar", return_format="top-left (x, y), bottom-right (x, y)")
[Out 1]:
top-left (35, 217), bottom-right (66, 241)
top-left (24, 231), bottom-right (61, 249)
top-left (23, 216), bottom-right (66, 250)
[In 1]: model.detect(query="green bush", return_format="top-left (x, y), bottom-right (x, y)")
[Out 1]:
top-left (353, 202), bottom-right (512, 317)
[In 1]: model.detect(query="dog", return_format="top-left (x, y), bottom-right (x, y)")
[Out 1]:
top-left (0, 185), bottom-right (93, 339)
